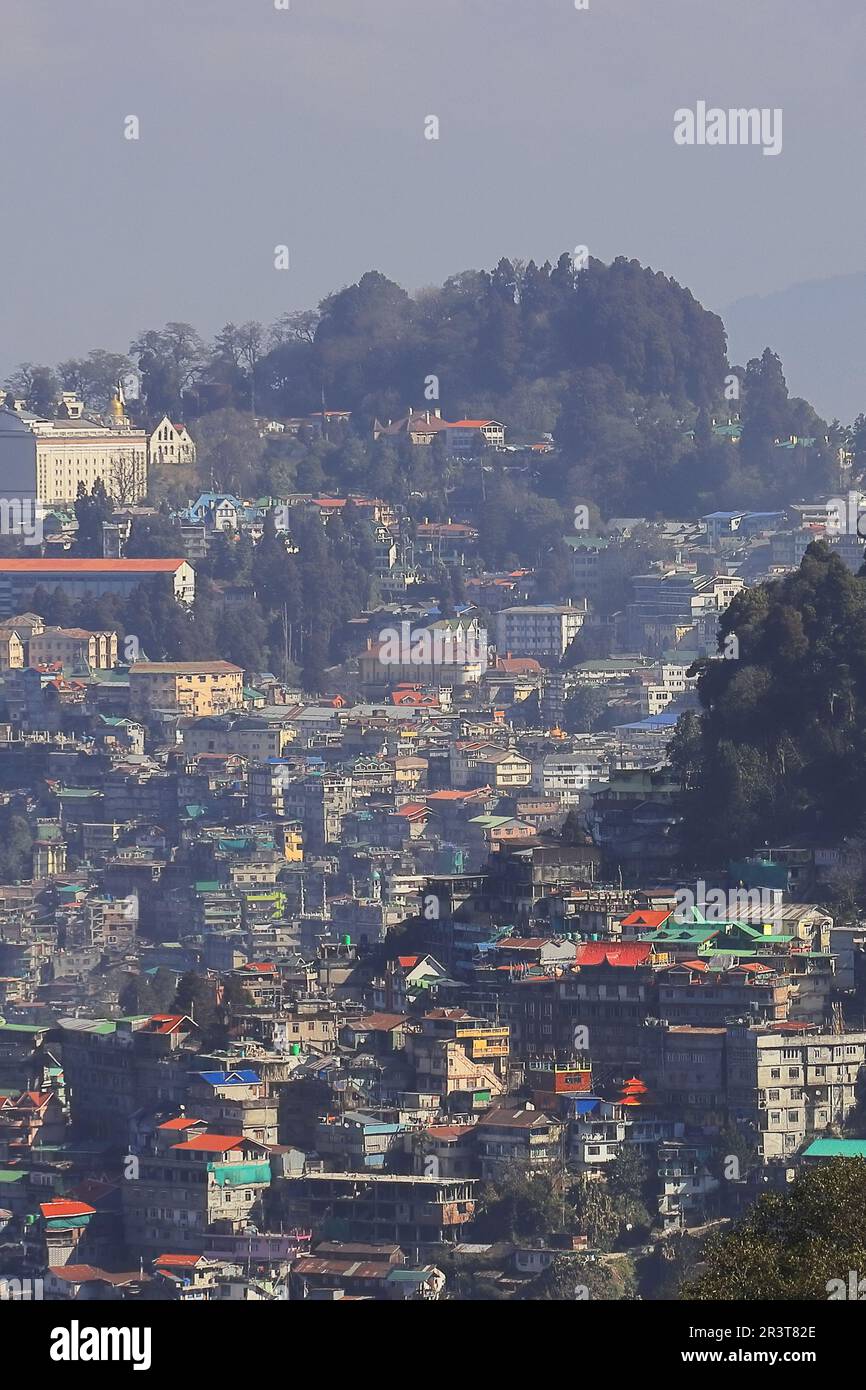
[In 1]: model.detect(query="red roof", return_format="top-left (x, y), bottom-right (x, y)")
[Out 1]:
top-left (574, 942), bottom-right (653, 967)
top-left (158, 1116), bottom-right (203, 1131)
top-left (154, 1253), bottom-right (207, 1268)
top-left (0, 558), bottom-right (186, 572)
top-left (495, 656), bottom-right (542, 674)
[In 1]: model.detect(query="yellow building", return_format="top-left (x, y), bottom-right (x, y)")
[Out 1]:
top-left (129, 661), bottom-right (244, 719)
top-left (0, 628), bottom-right (25, 672)
top-left (29, 627), bottom-right (118, 671)
top-left (281, 824), bottom-right (303, 862)
top-left (33, 420), bottom-right (147, 505)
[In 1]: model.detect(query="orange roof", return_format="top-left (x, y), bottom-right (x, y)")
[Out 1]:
top-left (574, 942), bottom-right (653, 967)
top-left (40, 1199), bottom-right (96, 1219)
top-left (620, 910), bottom-right (672, 928)
top-left (158, 1116), bottom-right (203, 1131)
top-left (144, 1014), bottom-right (191, 1034)
top-left (171, 1134), bottom-right (246, 1153)
top-left (0, 558), bottom-right (186, 572)
top-left (154, 1253), bottom-right (207, 1268)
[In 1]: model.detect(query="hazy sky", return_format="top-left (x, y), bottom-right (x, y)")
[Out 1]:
top-left (2, 0), bottom-right (863, 407)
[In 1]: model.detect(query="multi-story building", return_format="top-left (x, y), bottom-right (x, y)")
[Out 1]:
top-left (475, 1106), bottom-right (562, 1178)
top-left (273, 1171), bottom-right (477, 1248)
top-left (726, 1024), bottom-right (866, 1161)
top-left (657, 1139), bottom-right (721, 1230)
top-left (186, 1070), bottom-right (279, 1146)
top-left (129, 660), bottom-right (244, 719)
top-left (533, 749), bottom-right (608, 805)
top-left (0, 628), bottom-right (25, 671)
top-left (5, 393), bottom-right (149, 504)
top-left (443, 419), bottom-right (507, 456)
top-left (185, 716), bottom-right (295, 760)
top-left (0, 559), bottom-right (195, 617)
top-left (29, 627), bottom-right (118, 671)
top-left (60, 1014), bottom-right (200, 1146)
top-left (122, 1127), bottom-right (272, 1256)
top-left (494, 602), bottom-right (588, 662)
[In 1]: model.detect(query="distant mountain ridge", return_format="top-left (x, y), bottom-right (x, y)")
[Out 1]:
top-left (724, 272), bottom-right (865, 424)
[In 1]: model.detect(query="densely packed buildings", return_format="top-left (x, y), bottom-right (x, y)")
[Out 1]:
top-left (0, 402), bottom-right (865, 1302)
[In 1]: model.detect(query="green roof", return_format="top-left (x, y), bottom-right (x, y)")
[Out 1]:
top-left (643, 926), bottom-right (717, 943)
top-left (804, 1139), bottom-right (866, 1159)
top-left (0, 1169), bottom-right (27, 1182)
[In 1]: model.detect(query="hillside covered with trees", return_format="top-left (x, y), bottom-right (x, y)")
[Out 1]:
top-left (7, 255), bottom-right (854, 520)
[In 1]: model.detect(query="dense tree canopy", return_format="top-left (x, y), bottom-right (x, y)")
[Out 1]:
top-left (684, 1160), bottom-right (866, 1300)
top-left (7, 253), bottom-right (848, 521)
top-left (671, 541), bottom-right (866, 862)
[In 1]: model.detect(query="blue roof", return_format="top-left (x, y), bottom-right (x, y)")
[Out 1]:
top-left (617, 709), bottom-right (682, 731)
top-left (194, 1070), bottom-right (260, 1086)
top-left (575, 1097), bottom-right (601, 1115)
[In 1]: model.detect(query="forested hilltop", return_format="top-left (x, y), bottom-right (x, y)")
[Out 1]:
top-left (8, 255), bottom-right (856, 520)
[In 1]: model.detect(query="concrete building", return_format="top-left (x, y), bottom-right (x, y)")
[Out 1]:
top-left (129, 660), bottom-right (244, 719)
top-left (29, 627), bottom-right (118, 671)
top-left (0, 408), bottom-right (38, 505)
top-left (0, 559), bottom-right (195, 616)
top-left (726, 1024), bottom-right (866, 1162)
top-left (494, 603), bottom-right (588, 661)
top-left (273, 1171), bottom-right (477, 1248)
top-left (122, 1128), bottom-right (272, 1256)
